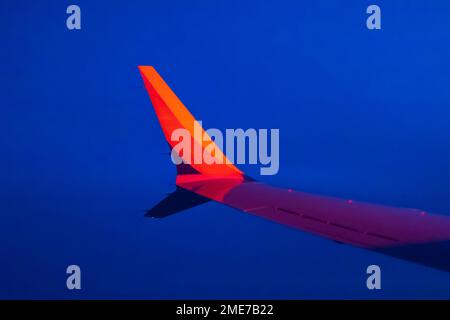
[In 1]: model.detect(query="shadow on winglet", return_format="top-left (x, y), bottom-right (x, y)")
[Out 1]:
top-left (145, 187), bottom-right (211, 218)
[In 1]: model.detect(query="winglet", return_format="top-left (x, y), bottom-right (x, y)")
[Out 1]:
top-left (139, 66), bottom-right (243, 177)
top-left (145, 187), bottom-right (211, 218)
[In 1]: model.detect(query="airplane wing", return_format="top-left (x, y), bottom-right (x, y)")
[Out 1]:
top-left (139, 66), bottom-right (450, 273)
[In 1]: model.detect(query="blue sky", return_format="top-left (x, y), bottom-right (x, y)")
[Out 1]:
top-left (1, 0), bottom-right (450, 298)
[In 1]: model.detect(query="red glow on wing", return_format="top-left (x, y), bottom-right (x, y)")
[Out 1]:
top-left (139, 66), bottom-right (242, 177)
